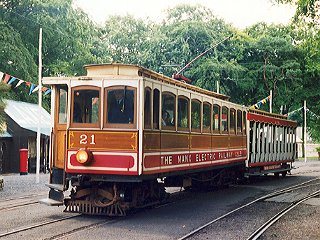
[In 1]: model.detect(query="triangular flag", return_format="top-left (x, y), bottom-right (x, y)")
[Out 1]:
top-left (8, 77), bottom-right (17, 85)
top-left (41, 86), bottom-right (48, 92)
top-left (32, 85), bottom-right (40, 93)
top-left (44, 89), bottom-right (51, 95)
top-left (15, 79), bottom-right (24, 88)
top-left (3, 74), bottom-right (10, 83)
top-left (0, 72), bottom-right (4, 81)
top-left (29, 83), bottom-right (36, 95)
top-left (25, 82), bottom-right (31, 87)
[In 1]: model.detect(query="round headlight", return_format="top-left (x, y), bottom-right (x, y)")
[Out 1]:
top-left (76, 149), bottom-right (92, 164)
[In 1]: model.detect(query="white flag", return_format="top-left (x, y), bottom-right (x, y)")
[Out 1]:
top-left (15, 79), bottom-right (24, 88)
top-left (32, 85), bottom-right (39, 93)
top-left (0, 71), bottom-right (4, 81)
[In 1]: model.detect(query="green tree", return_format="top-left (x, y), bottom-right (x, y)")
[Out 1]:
top-left (0, 83), bottom-right (9, 133)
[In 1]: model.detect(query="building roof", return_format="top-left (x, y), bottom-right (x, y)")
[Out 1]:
top-left (0, 131), bottom-right (12, 138)
top-left (4, 100), bottom-right (51, 136)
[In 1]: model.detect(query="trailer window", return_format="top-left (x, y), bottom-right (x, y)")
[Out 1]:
top-left (72, 87), bottom-right (100, 126)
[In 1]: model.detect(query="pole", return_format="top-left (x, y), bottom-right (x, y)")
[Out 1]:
top-left (269, 90), bottom-right (272, 113)
top-left (216, 80), bottom-right (220, 94)
top-left (36, 28), bottom-right (42, 183)
top-left (304, 100), bottom-right (307, 162)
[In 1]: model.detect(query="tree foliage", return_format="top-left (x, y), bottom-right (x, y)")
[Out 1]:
top-left (0, 2), bottom-right (320, 140)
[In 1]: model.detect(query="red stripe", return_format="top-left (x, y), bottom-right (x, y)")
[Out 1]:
top-left (247, 112), bottom-right (297, 127)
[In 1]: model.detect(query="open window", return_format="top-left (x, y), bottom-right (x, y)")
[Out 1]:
top-left (178, 96), bottom-right (189, 131)
top-left (203, 102), bottom-right (211, 133)
top-left (230, 108), bottom-right (236, 134)
top-left (144, 87), bottom-right (151, 129)
top-left (222, 106), bottom-right (229, 133)
top-left (191, 99), bottom-right (201, 132)
top-left (213, 104), bottom-right (221, 133)
top-left (57, 86), bottom-right (68, 125)
top-left (162, 92), bottom-right (176, 130)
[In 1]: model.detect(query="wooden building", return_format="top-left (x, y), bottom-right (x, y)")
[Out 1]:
top-left (0, 100), bottom-right (51, 173)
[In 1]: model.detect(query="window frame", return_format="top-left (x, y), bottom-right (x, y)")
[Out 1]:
top-left (161, 91), bottom-right (176, 131)
top-left (237, 110), bottom-right (243, 135)
top-left (230, 108), bottom-right (236, 135)
top-left (144, 87), bottom-right (152, 129)
top-left (222, 106), bottom-right (229, 134)
top-left (104, 86), bottom-right (137, 129)
top-left (213, 104), bottom-right (221, 134)
top-left (202, 101), bottom-right (212, 133)
top-left (70, 85), bottom-right (101, 128)
top-left (177, 95), bottom-right (190, 132)
top-left (191, 99), bottom-right (201, 133)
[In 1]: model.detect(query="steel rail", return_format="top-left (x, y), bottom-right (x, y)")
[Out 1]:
top-left (177, 177), bottom-right (320, 240)
top-left (247, 189), bottom-right (320, 240)
top-left (0, 215), bottom-right (81, 238)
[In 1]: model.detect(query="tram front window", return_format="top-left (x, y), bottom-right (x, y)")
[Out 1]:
top-left (72, 89), bottom-right (100, 124)
top-left (107, 87), bottom-right (134, 124)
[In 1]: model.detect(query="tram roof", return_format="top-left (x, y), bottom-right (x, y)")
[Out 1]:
top-left (43, 63), bottom-right (230, 101)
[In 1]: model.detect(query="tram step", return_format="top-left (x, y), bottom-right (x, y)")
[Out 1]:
top-left (45, 183), bottom-right (64, 191)
top-left (39, 198), bottom-right (63, 206)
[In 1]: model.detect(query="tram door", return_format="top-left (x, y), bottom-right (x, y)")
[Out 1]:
top-left (51, 86), bottom-right (68, 184)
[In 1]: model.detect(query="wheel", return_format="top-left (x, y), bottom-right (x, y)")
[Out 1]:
top-left (281, 171), bottom-right (287, 177)
top-left (274, 172), bottom-right (280, 178)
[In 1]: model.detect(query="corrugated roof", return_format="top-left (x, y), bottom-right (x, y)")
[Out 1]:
top-left (0, 131), bottom-right (12, 138)
top-left (4, 100), bottom-right (51, 136)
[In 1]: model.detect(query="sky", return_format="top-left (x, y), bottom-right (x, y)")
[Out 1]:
top-left (73, 0), bottom-right (296, 29)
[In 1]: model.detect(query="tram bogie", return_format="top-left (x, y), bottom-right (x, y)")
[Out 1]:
top-left (40, 63), bottom-right (297, 216)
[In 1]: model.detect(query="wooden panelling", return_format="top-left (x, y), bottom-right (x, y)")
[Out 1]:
top-left (68, 131), bottom-right (138, 151)
top-left (161, 132), bottom-right (189, 151)
top-left (55, 130), bottom-right (66, 169)
top-left (212, 135), bottom-right (229, 149)
top-left (190, 134), bottom-right (211, 150)
top-left (229, 135), bottom-right (247, 149)
top-left (143, 131), bottom-right (160, 152)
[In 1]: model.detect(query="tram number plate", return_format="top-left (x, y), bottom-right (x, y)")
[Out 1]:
top-left (264, 165), bottom-right (281, 170)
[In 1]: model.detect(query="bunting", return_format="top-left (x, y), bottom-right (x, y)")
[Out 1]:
top-left (250, 95), bottom-right (271, 110)
top-left (0, 70), bottom-right (51, 96)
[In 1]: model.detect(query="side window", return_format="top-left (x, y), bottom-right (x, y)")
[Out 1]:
top-left (191, 99), bottom-right (201, 132)
top-left (162, 92), bottom-right (176, 130)
top-left (72, 87), bottom-right (100, 125)
top-left (222, 106), bottom-right (229, 133)
top-left (230, 108), bottom-right (236, 134)
top-left (58, 86), bottom-right (67, 124)
top-left (153, 89), bottom-right (160, 129)
top-left (213, 104), bottom-right (220, 132)
top-left (237, 110), bottom-right (242, 134)
top-left (144, 87), bottom-right (151, 129)
top-left (203, 102), bottom-right (211, 133)
top-left (178, 96), bottom-right (189, 130)
top-left (106, 86), bottom-right (135, 125)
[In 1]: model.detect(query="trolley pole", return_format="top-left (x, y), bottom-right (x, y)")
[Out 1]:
top-left (36, 28), bottom-right (43, 183)
top-left (304, 100), bottom-right (307, 162)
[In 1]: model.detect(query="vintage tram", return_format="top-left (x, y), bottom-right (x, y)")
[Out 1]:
top-left (40, 63), bottom-right (297, 216)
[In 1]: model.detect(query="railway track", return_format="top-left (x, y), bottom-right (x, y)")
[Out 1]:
top-left (247, 189), bottom-right (320, 240)
top-left (178, 178), bottom-right (320, 240)
top-left (0, 193), bottom-right (47, 212)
